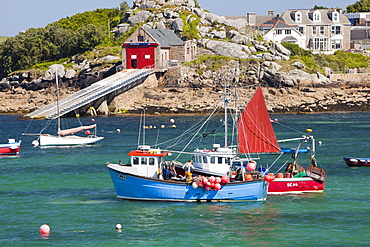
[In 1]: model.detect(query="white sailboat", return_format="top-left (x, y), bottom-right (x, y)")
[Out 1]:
top-left (30, 67), bottom-right (104, 146)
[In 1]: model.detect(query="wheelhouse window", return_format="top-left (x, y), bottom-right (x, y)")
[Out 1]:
top-left (133, 157), bottom-right (139, 165)
top-left (141, 158), bottom-right (148, 165)
top-left (203, 156), bottom-right (208, 163)
top-left (218, 157), bottom-right (223, 164)
top-left (210, 156), bottom-right (216, 164)
top-left (149, 158), bottom-right (155, 165)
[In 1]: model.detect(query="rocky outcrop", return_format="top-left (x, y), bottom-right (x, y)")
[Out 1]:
top-left (0, 0), bottom-right (368, 115)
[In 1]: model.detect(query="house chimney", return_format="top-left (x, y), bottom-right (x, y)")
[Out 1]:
top-left (247, 12), bottom-right (256, 25)
top-left (268, 10), bottom-right (275, 15)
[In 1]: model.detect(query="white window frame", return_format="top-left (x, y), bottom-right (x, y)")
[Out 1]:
top-left (313, 11), bottom-right (321, 22)
top-left (320, 26), bottom-right (325, 35)
top-left (295, 12), bottom-right (302, 23)
top-left (333, 12), bottom-right (339, 22)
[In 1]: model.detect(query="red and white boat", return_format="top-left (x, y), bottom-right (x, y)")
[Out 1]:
top-left (266, 138), bottom-right (327, 194)
top-left (0, 139), bottom-right (21, 155)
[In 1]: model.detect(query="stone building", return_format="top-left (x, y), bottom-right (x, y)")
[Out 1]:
top-left (122, 26), bottom-right (197, 69)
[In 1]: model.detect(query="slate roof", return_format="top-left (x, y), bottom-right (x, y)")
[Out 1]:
top-left (281, 9), bottom-right (351, 26)
top-left (146, 29), bottom-right (184, 48)
top-left (255, 17), bottom-right (297, 33)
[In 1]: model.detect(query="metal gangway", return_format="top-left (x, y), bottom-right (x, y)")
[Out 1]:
top-left (25, 69), bottom-right (154, 119)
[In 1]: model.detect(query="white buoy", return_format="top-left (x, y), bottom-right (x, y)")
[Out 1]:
top-left (32, 140), bottom-right (39, 146)
top-left (116, 129), bottom-right (121, 133)
top-left (116, 224), bottom-right (122, 230)
top-left (39, 224), bottom-right (50, 234)
top-left (170, 119), bottom-right (175, 123)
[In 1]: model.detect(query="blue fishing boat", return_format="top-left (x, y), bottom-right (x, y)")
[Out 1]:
top-left (107, 145), bottom-right (267, 202)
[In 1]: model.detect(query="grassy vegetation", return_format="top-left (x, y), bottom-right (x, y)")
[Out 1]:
top-left (186, 54), bottom-right (234, 74)
top-left (0, 36), bottom-right (7, 43)
top-left (180, 11), bottom-right (200, 40)
top-left (281, 43), bottom-right (369, 73)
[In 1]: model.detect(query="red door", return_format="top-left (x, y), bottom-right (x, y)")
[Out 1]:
top-left (126, 45), bottom-right (155, 69)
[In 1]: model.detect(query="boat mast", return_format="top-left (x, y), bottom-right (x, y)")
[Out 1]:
top-left (223, 82), bottom-right (228, 147)
top-left (56, 68), bottom-right (61, 137)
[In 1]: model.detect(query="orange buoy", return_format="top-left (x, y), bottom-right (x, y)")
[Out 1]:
top-left (276, 173), bottom-right (284, 178)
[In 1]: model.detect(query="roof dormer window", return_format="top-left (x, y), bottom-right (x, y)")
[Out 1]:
top-left (295, 12), bottom-right (302, 22)
top-left (313, 11), bottom-right (321, 22)
top-left (333, 12), bottom-right (339, 22)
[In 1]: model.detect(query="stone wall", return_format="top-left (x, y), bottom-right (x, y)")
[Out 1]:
top-left (329, 73), bottom-right (370, 83)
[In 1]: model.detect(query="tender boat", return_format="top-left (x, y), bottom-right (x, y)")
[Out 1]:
top-left (343, 157), bottom-right (370, 167)
top-left (0, 139), bottom-right (21, 155)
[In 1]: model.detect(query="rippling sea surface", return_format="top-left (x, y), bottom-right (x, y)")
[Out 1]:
top-left (1, 112), bottom-right (369, 246)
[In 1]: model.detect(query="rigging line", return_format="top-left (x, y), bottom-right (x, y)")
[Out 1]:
top-left (74, 109), bottom-right (83, 126)
top-left (273, 158), bottom-right (290, 174)
top-left (166, 132), bottom-right (204, 150)
top-left (138, 112), bottom-right (143, 146)
top-left (299, 157), bottom-right (310, 166)
top-left (23, 118), bottom-right (34, 134)
top-left (40, 118), bottom-right (53, 134)
top-left (273, 121), bottom-right (307, 135)
top-left (174, 106), bottom-right (221, 161)
top-left (265, 152), bottom-right (285, 170)
top-left (331, 158), bottom-right (343, 167)
top-left (156, 112), bottom-right (213, 147)
top-left (155, 128), bottom-right (160, 149)
top-left (157, 104), bottom-right (224, 148)
top-left (163, 108), bottom-right (223, 148)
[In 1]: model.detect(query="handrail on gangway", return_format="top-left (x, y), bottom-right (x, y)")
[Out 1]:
top-left (24, 69), bottom-right (156, 119)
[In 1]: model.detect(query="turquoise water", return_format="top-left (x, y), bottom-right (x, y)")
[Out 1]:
top-left (1, 112), bottom-right (369, 246)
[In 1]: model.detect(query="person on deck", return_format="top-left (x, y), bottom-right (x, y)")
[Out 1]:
top-left (182, 160), bottom-right (194, 183)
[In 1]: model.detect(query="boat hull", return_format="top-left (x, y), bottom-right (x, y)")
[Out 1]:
top-left (343, 157), bottom-right (370, 167)
top-left (267, 177), bottom-right (325, 195)
top-left (0, 141), bottom-right (21, 154)
top-left (38, 135), bottom-right (104, 146)
top-left (107, 165), bottom-right (267, 202)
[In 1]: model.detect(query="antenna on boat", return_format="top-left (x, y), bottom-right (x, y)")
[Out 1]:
top-left (138, 111), bottom-right (143, 146)
top-left (56, 67), bottom-right (61, 137)
top-left (223, 82), bottom-right (228, 147)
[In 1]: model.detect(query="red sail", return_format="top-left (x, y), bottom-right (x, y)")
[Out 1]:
top-left (238, 87), bottom-right (280, 154)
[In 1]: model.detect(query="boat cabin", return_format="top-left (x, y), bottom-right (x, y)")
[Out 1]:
top-left (126, 145), bottom-right (170, 178)
top-left (192, 144), bottom-right (235, 175)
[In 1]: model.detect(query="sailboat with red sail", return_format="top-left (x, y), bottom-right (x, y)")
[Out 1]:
top-left (177, 86), bottom-right (326, 194)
